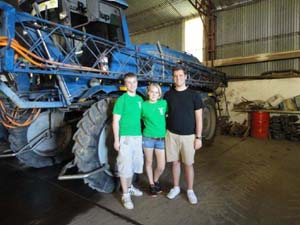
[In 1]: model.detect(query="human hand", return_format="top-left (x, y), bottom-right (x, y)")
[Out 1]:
top-left (194, 139), bottom-right (202, 150)
top-left (114, 140), bottom-right (120, 151)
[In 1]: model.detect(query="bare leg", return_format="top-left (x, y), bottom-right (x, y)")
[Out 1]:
top-left (120, 176), bottom-right (129, 193)
top-left (127, 177), bottom-right (132, 188)
top-left (184, 164), bottom-right (194, 190)
top-left (120, 176), bottom-right (133, 193)
top-left (153, 149), bottom-right (165, 182)
top-left (144, 148), bottom-right (154, 185)
top-left (172, 160), bottom-right (181, 187)
top-left (166, 160), bottom-right (181, 199)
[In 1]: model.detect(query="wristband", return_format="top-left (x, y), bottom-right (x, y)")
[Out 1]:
top-left (195, 136), bottom-right (202, 140)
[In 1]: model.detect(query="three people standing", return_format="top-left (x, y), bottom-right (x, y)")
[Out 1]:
top-left (113, 66), bottom-right (203, 209)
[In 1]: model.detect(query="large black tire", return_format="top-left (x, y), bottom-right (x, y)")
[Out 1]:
top-left (8, 111), bottom-right (73, 168)
top-left (202, 97), bottom-right (217, 146)
top-left (73, 97), bottom-right (117, 193)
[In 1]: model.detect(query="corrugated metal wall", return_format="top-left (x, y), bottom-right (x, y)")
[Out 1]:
top-left (130, 22), bottom-right (184, 52)
top-left (216, 0), bottom-right (300, 78)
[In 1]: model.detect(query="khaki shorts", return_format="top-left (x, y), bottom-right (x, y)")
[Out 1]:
top-left (165, 130), bottom-right (195, 165)
top-left (117, 136), bottom-right (143, 178)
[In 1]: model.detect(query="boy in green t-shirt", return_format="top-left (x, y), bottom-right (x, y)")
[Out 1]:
top-left (112, 73), bottom-right (144, 210)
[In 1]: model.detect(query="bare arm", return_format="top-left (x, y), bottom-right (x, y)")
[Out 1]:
top-left (194, 108), bottom-right (203, 150)
top-left (112, 114), bottom-right (121, 151)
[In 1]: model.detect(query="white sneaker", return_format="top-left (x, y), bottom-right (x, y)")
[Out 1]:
top-left (122, 193), bottom-right (134, 209)
top-left (167, 187), bottom-right (180, 199)
top-left (187, 190), bottom-right (198, 204)
top-left (128, 185), bottom-right (143, 197)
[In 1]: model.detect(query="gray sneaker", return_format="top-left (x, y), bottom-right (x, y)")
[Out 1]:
top-left (167, 187), bottom-right (180, 199)
top-left (122, 193), bottom-right (134, 209)
top-left (187, 190), bottom-right (198, 204)
top-left (128, 185), bottom-right (143, 197)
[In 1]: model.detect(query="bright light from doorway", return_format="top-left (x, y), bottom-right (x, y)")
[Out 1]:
top-left (185, 17), bottom-right (203, 62)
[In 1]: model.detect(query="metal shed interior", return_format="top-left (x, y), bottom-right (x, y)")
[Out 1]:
top-left (1, 1), bottom-right (300, 225)
top-left (126, 0), bottom-right (300, 79)
top-left (125, 0), bottom-right (255, 35)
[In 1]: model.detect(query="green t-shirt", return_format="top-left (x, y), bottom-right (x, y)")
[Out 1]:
top-left (142, 100), bottom-right (167, 138)
top-left (113, 92), bottom-right (143, 136)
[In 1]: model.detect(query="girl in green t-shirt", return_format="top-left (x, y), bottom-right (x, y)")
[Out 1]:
top-left (142, 83), bottom-right (167, 197)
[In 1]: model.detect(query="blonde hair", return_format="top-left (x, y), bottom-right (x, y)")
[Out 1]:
top-left (146, 83), bottom-right (162, 99)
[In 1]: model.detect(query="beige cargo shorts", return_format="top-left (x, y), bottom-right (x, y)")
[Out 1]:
top-left (165, 130), bottom-right (195, 165)
top-left (117, 136), bottom-right (143, 178)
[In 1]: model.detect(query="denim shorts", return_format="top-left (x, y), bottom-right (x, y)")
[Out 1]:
top-left (142, 137), bottom-right (165, 150)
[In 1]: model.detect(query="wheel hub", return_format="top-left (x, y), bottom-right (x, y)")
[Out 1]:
top-left (27, 111), bottom-right (72, 157)
top-left (97, 119), bottom-right (117, 176)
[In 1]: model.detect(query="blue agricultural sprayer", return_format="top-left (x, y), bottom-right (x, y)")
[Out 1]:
top-left (0, 0), bottom-right (226, 192)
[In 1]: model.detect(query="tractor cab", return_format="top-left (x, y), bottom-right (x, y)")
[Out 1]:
top-left (18, 0), bottom-right (128, 44)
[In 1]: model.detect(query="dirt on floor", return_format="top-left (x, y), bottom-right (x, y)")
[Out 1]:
top-left (1, 136), bottom-right (300, 225)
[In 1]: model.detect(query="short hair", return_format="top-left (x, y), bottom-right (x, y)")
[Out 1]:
top-left (124, 73), bottom-right (137, 81)
top-left (172, 66), bottom-right (186, 75)
top-left (146, 83), bottom-right (162, 99)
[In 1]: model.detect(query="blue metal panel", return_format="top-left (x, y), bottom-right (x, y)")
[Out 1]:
top-left (121, 13), bottom-right (131, 46)
top-left (0, 2), bottom-right (15, 71)
top-left (0, 82), bottom-right (65, 108)
top-left (0, 2), bottom-right (226, 110)
top-left (79, 85), bottom-right (120, 100)
top-left (14, 73), bottom-right (30, 92)
top-left (105, 0), bottom-right (128, 9)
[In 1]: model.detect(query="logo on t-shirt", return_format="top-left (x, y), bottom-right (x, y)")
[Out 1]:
top-left (138, 101), bottom-right (142, 109)
top-left (158, 107), bottom-right (164, 115)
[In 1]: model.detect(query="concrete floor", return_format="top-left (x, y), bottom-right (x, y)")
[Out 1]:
top-left (0, 135), bottom-right (300, 225)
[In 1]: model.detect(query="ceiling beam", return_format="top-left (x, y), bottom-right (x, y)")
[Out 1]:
top-left (130, 14), bottom-right (198, 36)
top-left (166, 0), bottom-right (184, 17)
top-left (127, 0), bottom-right (186, 19)
top-left (204, 50), bottom-right (300, 67)
top-left (188, 0), bottom-right (214, 16)
top-left (213, 0), bottom-right (258, 12)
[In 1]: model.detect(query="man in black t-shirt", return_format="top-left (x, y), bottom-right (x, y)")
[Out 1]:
top-left (164, 66), bottom-right (203, 204)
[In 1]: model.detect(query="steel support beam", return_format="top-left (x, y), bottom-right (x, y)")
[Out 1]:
top-left (188, 0), bottom-right (216, 63)
top-left (204, 49), bottom-right (300, 67)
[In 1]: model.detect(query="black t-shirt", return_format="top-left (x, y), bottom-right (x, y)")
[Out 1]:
top-left (164, 88), bottom-right (203, 135)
